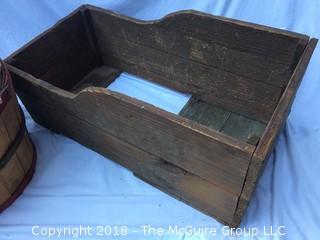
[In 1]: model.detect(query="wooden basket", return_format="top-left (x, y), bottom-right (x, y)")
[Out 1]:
top-left (0, 59), bottom-right (36, 212)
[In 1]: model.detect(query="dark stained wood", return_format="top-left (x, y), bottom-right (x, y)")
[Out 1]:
top-left (88, 8), bottom-right (290, 122)
top-left (4, 5), bottom-right (318, 227)
top-left (88, 6), bottom-right (306, 86)
top-left (232, 38), bottom-right (318, 226)
top-left (160, 11), bottom-right (309, 66)
top-left (7, 10), bottom-right (98, 91)
top-left (179, 97), bottom-right (230, 131)
top-left (17, 93), bottom-right (239, 224)
top-left (71, 66), bottom-right (121, 93)
top-left (221, 114), bottom-right (266, 143)
top-left (10, 66), bottom-right (254, 195)
top-left (179, 97), bottom-right (266, 143)
top-left (99, 39), bottom-right (282, 122)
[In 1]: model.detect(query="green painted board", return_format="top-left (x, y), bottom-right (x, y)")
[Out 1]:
top-left (179, 97), bottom-right (266, 144)
top-left (179, 97), bottom-right (230, 130)
top-left (221, 113), bottom-right (266, 144)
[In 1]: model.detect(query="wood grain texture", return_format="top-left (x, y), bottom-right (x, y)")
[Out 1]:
top-left (7, 10), bottom-right (98, 91)
top-left (0, 97), bottom-right (21, 142)
top-left (88, 6), bottom-right (307, 85)
top-left (71, 66), bottom-right (121, 93)
top-left (15, 90), bottom-right (239, 224)
top-left (88, 7), bottom-right (294, 122)
top-left (179, 97), bottom-right (266, 143)
top-left (0, 117), bottom-right (10, 157)
top-left (16, 134), bottom-right (34, 173)
top-left (4, 5), bottom-right (317, 226)
top-left (0, 155), bottom-right (24, 194)
top-left (0, 183), bottom-right (10, 203)
top-left (180, 97), bottom-right (231, 130)
top-left (221, 114), bottom-right (266, 143)
top-left (10, 67), bottom-right (254, 195)
top-left (232, 38), bottom-right (318, 226)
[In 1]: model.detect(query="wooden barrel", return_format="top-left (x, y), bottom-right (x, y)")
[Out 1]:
top-left (0, 59), bottom-right (36, 212)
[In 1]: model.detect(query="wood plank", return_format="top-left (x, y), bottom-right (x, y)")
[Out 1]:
top-left (221, 114), bottom-right (266, 144)
top-left (10, 67), bottom-right (255, 195)
top-left (71, 66), bottom-right (121, 93)
top-left (19, 95), bottom-right (239, 224)
top-left (9, 10), bottom-right (98, 91)
top-left (0, 154), bottom-right (24, 194)
top-left (0, 116), bottom-right (10, 157)
top-left (160, 12), bottom-right (308, 65)
top-left (232, 38), bottom-right (318, 226)
top-left (88, 6), bottom-right (308, 86)
top-left (97, 38), bottom-right (282, 122)
top-left (179, 97), bottom-right (266, 144)
top-left (1, 97), bottom-right (21, 142)
top-left (16, 134), bottom-right (34, 173)
top-left (179, 97), bottom-right (230, 131)
top-left (0, 183), bottom-right (10, 204)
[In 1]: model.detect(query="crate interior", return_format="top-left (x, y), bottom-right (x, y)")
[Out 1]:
top-left (9, 7), bottom-right (307, 145)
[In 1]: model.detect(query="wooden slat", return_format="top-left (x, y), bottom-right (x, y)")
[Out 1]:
top-left (88, 7), bottom-right (307, 86)
top-left (0, 154), bottom-right (24, 194)
top-left (98, 38), bottom-right (282, 122)
top-left (179, 97), bottom-right (230, 131)
top-left (179, 97), bottom-right (266, 144)
top-left (0, 183), bottom-right (10, 204)
top-left (9, 10), bottom-right (98, 91)
top-left (19, 95), bottom-right (239, 224)
top-left (0, 117), bottom-right (10, 157)
top-left (6, 6), bottom-right (307, 122)
top-left (87, 6), bottom-right (308, 121)
top-left (71, 66), bottom-right (121, 93)
top-left (232, 38), bottom-right (318, 226)
top-left (16, 134), bottom-right (34, 173)
top-left (10, 67), bottom-right (255, 195)
top-left (221, 114), bottom-right (266, 143)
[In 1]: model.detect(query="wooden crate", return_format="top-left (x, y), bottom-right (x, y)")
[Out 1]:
top-left (5, 5), bottom-right (317, 226)
top-left (0, 59), bottom-right (36, 212)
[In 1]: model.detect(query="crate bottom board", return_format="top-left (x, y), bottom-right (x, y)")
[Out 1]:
top-left (180, 97), bottom-right (266, 144)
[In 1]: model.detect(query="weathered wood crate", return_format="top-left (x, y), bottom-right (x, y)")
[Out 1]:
top-left (0, 59), bottom-right (36, 212)
top-left (5, 5), bottom-right (317, 226)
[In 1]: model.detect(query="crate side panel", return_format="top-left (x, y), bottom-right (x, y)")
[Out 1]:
top-left (9, 11), bottom-right (98, 91)
top-left (15, 94), bottom-right (239, 224)
top-left (10, 69), bottom-right (254, 196)
top-left (232, 38), bottom-right (318, 226)
top-left (88, 7), bottom-right (308, 122)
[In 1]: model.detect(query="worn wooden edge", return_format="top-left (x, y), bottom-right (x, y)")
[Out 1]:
top-left (4, 5), bottom-right (86, 64)
top-left (231, 38), bottom-right (318, 227)
top-left (85, 4), bottom-right (309, 42)
top-left (7, 65), bottom-right (255, 160)
top-left (5, 4), bottom-right (309, 69)
top-left (4, 4), bottom-right (310, 124)
top-left (79, 7), bottom-right (102, 65)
